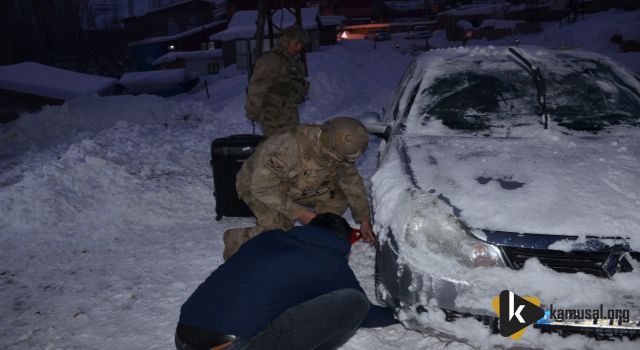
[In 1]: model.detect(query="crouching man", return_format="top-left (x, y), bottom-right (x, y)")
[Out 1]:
top-left (224, 116), bottom-right (374, 260)
top-left (176, 213), bottom-right (397, 350)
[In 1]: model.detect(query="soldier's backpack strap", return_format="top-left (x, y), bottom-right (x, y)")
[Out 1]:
top-left (293, 126), bottom-right (313, 160)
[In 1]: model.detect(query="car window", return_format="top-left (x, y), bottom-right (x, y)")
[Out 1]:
top-left (403, 83), bottom-right (421, 121)
top-left (386, 62), bottom-right (416, 122)
top-left (418, 58), bottom-right (640, 134)
top-left (544, 58), bottom-right (640, 131)
top-left (422, 70), bottom-right (538, 132)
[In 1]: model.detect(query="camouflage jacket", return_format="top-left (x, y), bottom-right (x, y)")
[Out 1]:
top-left (236, 125), bottom-right (371, 222)
top-left (245, 46), bottom-right (309, 120)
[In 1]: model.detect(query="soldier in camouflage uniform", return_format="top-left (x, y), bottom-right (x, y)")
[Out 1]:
top-left (245, 25), bottom-right (310, 137)
top-left (223, 117), bottom-right (374, 260)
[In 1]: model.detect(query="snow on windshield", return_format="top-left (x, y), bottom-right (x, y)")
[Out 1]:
top-left (410, 47), bottom-right (640, 136)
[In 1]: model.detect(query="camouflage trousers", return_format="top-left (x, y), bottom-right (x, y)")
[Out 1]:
top-left (222, 188), bottom-right (349, 260)
top-left (255, 103), bottom-right (299, 137)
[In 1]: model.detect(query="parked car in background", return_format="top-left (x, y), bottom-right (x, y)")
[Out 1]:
top-left (413, 25), bottom-right (432, 39)
top-left (368, 29), bottom-right (391, 41)
top-left (367, 46), bottom-right (640, 341)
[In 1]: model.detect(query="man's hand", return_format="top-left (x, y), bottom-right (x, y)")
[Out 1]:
top-left (359, 219), bottom-right (375, 245)
top-left (298, 210), bottom-right (317, 225)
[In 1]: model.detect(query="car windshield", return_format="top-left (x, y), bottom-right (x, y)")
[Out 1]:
top-left (417, 55), bottom-right (640, 135)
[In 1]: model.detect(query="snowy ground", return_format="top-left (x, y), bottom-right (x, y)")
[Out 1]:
top-left (1, 9), bottom-right (639, 350)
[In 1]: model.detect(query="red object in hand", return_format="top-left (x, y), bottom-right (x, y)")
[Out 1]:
top-left (350, 228), bottom-right (362, 244)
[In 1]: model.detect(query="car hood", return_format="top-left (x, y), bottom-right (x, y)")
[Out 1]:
top-left (404, 132), bottom-right (640, 240)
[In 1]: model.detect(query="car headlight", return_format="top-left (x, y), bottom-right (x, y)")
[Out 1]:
top-left (404, 197), bottom-right (506, 268)
top-left (464, 236), bottom-right (505, 268)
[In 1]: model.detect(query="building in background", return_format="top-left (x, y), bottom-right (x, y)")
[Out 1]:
top-left (123, 0), bottom-right (228, 70)
top-left (128, 20), bottom-right (227, 71)
top-left (122, 0), bottom-right (226, 42)
top-left (210, 8), bottom-right (322, 71)
top-left (152, 49), bottom-right (225, 77)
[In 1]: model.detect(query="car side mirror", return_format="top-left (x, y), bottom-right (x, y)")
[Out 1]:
top-left (364, 123), bottom-right (392, 141)
top-left (353, 112), bottom-right (390, 141)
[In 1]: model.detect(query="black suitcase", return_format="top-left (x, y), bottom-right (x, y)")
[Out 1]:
top-left (210, 134), bottom-right (263, 220)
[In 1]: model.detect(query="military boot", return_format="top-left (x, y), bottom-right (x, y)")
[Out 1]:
top-left (222, 227), bottom-right (253, 260)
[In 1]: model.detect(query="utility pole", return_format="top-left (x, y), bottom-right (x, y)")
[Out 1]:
top-left (252, 0), bottom-right (308, 78)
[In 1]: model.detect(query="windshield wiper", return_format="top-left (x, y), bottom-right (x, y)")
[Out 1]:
top-left (508, 47), bottom-right (549, 129)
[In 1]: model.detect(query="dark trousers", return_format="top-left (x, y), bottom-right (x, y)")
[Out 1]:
top-left (175, 324), bottom-right (236, 350)
top-left (228, 288), bottom-right (370, 350)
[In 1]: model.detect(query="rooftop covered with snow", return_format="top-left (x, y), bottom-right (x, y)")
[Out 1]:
top-left (152, 49), bottom-right (223, 66)
top-left (128, 20), bottom-right (227, 47)
top-left (210, 8), bottom-right (320, 41)
top-left (0, 62), bottom-right (116, 101)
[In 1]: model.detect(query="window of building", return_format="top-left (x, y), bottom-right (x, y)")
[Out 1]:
top-left (208, 63), bottom-right (219, 74)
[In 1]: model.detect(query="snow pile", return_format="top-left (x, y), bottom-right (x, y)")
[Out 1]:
top-left (0, 124), bottom-right (213, 230)
top-left (0, 38), bottom-right (414, 349)
top-left (2, 95), bottom-right (174, 156)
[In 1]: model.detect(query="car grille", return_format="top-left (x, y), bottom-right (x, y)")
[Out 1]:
top-left (501, 247), bottom-right (638, 277)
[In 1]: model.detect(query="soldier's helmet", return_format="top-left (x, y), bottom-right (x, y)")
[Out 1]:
top-left (319, 117), bottom-right (369, 163)
top-left (278, 25), bottom-right (310, 45)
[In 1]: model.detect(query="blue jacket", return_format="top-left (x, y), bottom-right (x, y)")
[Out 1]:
top-left (179, 225), bottom-right (397, 338)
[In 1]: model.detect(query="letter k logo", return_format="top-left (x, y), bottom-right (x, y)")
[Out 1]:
top-left (492, 290), bottom-right (545, 340)
top-left (509, 291), bottom-right (525, 323)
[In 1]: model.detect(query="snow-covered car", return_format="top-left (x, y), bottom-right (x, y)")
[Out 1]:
top-left (409, 25), bottom-right (432, 39)
top-left (369, 46), bottom-right (640, 340)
